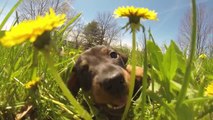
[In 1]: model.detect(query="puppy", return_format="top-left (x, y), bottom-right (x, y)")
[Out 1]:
top-left (67, 45), bottom-right (144, 119)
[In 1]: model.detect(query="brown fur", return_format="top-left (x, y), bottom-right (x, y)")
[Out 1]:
top-left (67, 45), bottom-right (145, 119)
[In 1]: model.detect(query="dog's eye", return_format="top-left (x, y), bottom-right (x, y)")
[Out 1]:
top-left (110, 52), bottom-right (118, 59)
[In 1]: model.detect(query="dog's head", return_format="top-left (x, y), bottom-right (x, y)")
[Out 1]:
top-left (67, 45), bottom-right (147, 118)
top-left (68, 45), bottom-right (131, 108)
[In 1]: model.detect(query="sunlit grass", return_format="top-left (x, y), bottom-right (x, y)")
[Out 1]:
top-left (0, 0), bottom-right (213, 120)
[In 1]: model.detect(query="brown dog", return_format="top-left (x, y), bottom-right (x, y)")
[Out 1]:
top-left (67, 45), bottom-right (144, 119)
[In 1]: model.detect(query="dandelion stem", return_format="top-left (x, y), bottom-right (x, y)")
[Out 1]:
top-left (176, 0), bottom-right (197, 108)
top-left (122, 24), bottom-right (137, 120)
top-left (141, 25), bottom-right (148, 119)
top-left (42, 50), bottom-right (92, 120)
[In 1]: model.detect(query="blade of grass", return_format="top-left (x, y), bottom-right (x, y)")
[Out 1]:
top-left (42, 50), bottom-right (92, 120)
top-left (184, 96), bottom-right (213, 104)
top-left (41, 95), bottom-right (76, 117)
top-left (148, 28), bottom-right (156, 45)
top-left (176, 0), bottom-right (197, 108)
top-left (147, 91), bottom-right (177, 119)
top-left (140, 24), bottom-right (148, 119)
top-left (197, 104), bottom-right (213, 119)
top-left (0, 30), bottom-right (5, 38)
top-left (57, 13), bottom-right (81, 36)
top-left (0, 0), bottom-right (23, 30)
top-left (122, 23), bottom-right (137, 120)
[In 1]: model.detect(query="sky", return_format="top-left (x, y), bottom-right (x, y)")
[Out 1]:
top-left (0, 0), bottom-right (212, 47)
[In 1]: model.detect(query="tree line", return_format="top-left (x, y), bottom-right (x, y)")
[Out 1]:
top-left (69, 12), bottom-right (121, 49)
top-left (177, 4), bottom-right (212, 57)
top-left (15, 0), bottom-right (213, 56)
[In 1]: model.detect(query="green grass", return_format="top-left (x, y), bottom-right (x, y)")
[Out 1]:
top-left (1, 0), bottom-right (213, 119)
top-left (0, 44), bottom-right (82, 119)
top-left (1, 41), bottom-right (212, 119)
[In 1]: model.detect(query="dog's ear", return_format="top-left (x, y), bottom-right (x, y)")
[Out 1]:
top-left (126, 65), bottom-right (151, 98)
top-left (126, 65), bottom-right (144, 99)
top-left (67, 66), bottom-right (80, 97)
top-left (77, 58), bottom-right (92, 91)
top-left (67, 57), bottom-right (92, 96)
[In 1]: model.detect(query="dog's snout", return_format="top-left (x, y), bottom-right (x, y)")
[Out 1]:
top-left (101, 71), bottom-right (126, 96)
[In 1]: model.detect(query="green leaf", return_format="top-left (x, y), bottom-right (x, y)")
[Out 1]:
top-left (171, 80), bottom-right (197, 96)
top-left (206, 74), bottom-right (213, 80)
top-left (147, 40), bottom-right (163, 71)
top-left (172, 40), bottom-right (186, 73)
top-left (14, 57), bottom-right (22, 70)
top-left (163, 41), bottom-right (178, 80)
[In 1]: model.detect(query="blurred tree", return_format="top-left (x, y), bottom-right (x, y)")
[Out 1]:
top-left (17, 0), bottom-right (74, 21)
top-left (177, 4), bottom-right (213, 56)
top-left (96, 12), bottom-right (121, 46)
top-left (83, 21), bottom-right (102, 48)
top-left (207, 28), bottom-right (213, 57)
top-left (67, 12), bottom-right (121, 49)
top-left (68, 22), bottom-right (85, 48)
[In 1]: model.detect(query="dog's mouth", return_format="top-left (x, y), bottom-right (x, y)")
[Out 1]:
top-left (105, 96), bottom-right (127, 110)
top-left (106, 103), bottom-right (126, 110)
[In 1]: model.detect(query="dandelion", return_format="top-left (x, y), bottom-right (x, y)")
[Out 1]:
top-left (0, 8), bottom-right (66, 47)
top-left (114, 6), bottom-right (158, 120)
top-left (25, 77), bottom-right (40, 89)
top-left (114, 6), bottom-right (158, 21)
top-left (0, 8), bottom-right (91, 118)
top-left (199, 54), bottom-right (207, 59)
top-left (205, 81), bottom-right (213, 96)
top-left (114, 6), bottom-right (157, 30)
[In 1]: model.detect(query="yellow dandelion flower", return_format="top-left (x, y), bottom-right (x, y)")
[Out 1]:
top-left (0, 8), bottom-right (66, 47)
top-left (114, 6), bottom-right (158, 31)
top-left (199, 54), bottom-right (207, 59)
top-left (25, 77), bottom-right (40, 89)
top-left (114, 6), bottom-right (158, 23)
top-left (205, 81), bottom-right (213, 96)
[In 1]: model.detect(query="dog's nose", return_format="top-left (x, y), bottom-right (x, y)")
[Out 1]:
top-left (102, 71), bottom-right (126, 96)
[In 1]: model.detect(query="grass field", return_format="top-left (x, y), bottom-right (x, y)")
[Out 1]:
top-left (0, 0), bottom-right (213, 120)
